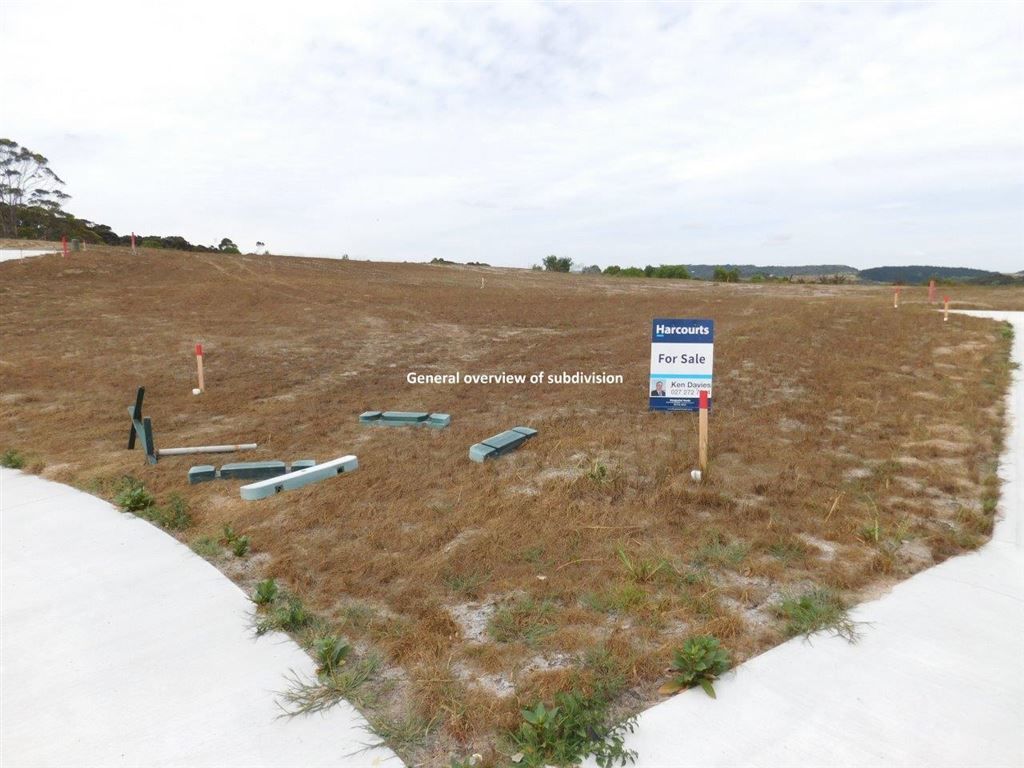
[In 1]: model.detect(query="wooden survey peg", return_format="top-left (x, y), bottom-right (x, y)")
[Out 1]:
top-left (195, 343), bottom-right (205, 392)
top-left (698, 390), bottom-right (709, 475)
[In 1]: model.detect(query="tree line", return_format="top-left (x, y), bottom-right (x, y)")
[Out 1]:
top-left (536, 255), bottom-right (745, 282)
top-left (1, 138), bottom-right (248, 254)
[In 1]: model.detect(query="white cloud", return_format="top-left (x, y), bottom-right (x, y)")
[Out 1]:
top-left (3, 0), bottom-right (1022, 270)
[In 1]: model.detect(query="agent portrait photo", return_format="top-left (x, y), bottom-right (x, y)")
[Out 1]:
top-left (651, 381), bottom-right (667, 397)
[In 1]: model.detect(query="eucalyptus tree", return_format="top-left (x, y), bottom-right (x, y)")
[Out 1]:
top-left (0, 139), bottom-right (70, 237)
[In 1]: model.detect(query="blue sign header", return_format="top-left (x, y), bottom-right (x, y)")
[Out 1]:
top-left (651, 318), bottom-right (714, 343)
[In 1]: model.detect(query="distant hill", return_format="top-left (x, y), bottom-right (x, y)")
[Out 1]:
top-left (684, 264), bottom-right (858, 280)
top-left (677, 263), bottom-right (1019, 285)
top-left (857, 265), bottom-right (1020, 285)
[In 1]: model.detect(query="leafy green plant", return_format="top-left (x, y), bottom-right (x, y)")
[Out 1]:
top-left (114, 476), bottom-right (154, 512)
top-left (253, 578), bottom-right (279, 605)
top-left (220, 522), bottom-right (249, 556)
top-left (232, 535), bottom-right (251, 557)
top-left (315, 635), bottom-right (352, 677)
top-left (221, 523), bottom-right (239, 544)
top-left (510, 692), bottom-right (637, 768)
top-left (1, 449), bottom-right (25, 468)
top-left (257, 594), bottom-right (311, 635)
top-left (774, 588), bottom-right (858, 642)
top-left (659, 635), bottom-right (731, 698)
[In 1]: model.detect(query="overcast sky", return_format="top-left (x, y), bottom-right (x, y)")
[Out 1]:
top-left (4, 1), bottom-right (1022, 271)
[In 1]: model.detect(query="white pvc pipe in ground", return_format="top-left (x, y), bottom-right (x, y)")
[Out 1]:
top-left (156, 444), bottom-right (257, 456)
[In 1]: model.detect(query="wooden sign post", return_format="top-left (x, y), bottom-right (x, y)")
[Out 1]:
top-left (893, 286), bottom-right (901, 309)
top-left (698, 390), bottom-right (709, 475)
top-left (131, 232), bottom-right (137, 253)
top-left (61, 235), bottom-right (68, 259)
top-left (195, 344), bottom-right (205, 392)
top-left (928, 279), bottom-right (936, 303)
top-left (944, 296), bottom-right (950, 322)
top-left (649, 318), bottom-right (715, 482)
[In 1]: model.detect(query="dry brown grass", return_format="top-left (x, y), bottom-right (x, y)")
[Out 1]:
top-left (0, 243), bottom-right (1015, 765)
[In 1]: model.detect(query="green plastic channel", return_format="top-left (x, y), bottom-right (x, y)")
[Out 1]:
top-left (188, 465), bottom-right (217, 484)
top-left (219, 461), bottom-right (288, 480)
top-left (469, 426), bottom-right (537, 462)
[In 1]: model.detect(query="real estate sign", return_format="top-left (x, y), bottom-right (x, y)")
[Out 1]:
top-left (649, 318), bottom-right (714, 411)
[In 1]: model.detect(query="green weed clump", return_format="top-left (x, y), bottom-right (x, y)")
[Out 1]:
top-left (315, 635), bottom-right (352, 677)
top-left (617, 548), bottom-right (670, 583)
top-left (114, 476), bottom-right (155, 512)
top-left (112, 479), bottom-right (192, 530)
top-left (774, 588), bottom-right (858, 642)
top-left (1, 449), bottom-right (26, 469)
top-left (693, 531), bottom-right (748, 569)
top-left (152, 493), bottom-right (192, 530)
top-left (442, 569), bottom-right (491, 598)
top-left (278, 653), bottom-right (381, 715)
top-left (190, 536), bottom-right (220, 558)
top-left (587, 460), bottom-right (610, 484)
top-left (256, 593), bottom-right (311, 635)
top-left (660, 635), bottom-right (731, 698)
top-left (369, 712), bottom-right (433, 755)
top-left (510, 691), bottom-right (637, 768)
top-left (488, 597), bottom-right (556, 645)
top-left (252, 578), bottom-right (279, 605)
top-left (582, 583), bottom-right (647, 614)
top-left (221, 523), bottom-right (250, 557)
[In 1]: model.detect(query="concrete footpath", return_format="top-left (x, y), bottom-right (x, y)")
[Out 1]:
top-left (0, 470), bottom-right (399, 768)
top-left (590, 309), bottom-right (1024, 768)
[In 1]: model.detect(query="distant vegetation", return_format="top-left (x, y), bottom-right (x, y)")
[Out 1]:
top-left (857, 265), bottom-right (1020, 285)
top-left (583, 261), bottom-right (1019, 285)
top-left (429, 257), bottom-right (490, 267)
top-left (683, 263), bottom-right (857, 280)
top-left (603, 264), bottom-right (692, 279)
top-left (542, 255), bottom-right (573, 272)
top-left (1, 138), bottom-right (252, 253)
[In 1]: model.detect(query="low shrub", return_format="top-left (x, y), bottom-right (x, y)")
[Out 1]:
top-left (113, 476), bottom-right (155, 512)
top-left (252, 578), bottom-right (279, 605)
top-left (659, 635), bottom-right (730, 698)
top-left (1, 449), bottom-right (25, 469)
top-left (510, 691), bottom-right (637, 768)
top-left (315, 635), bottom-right (352, 677)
